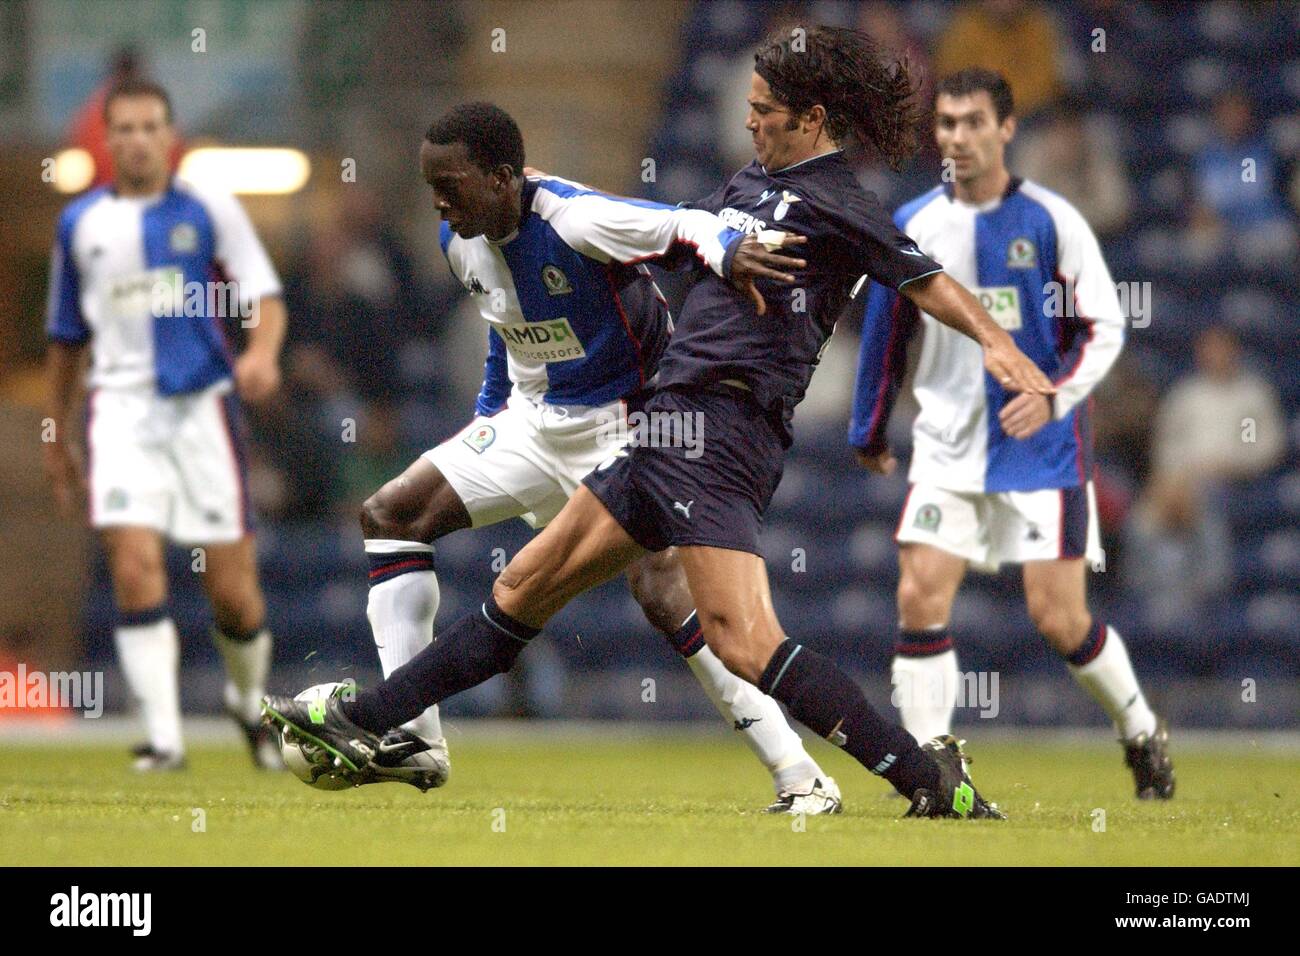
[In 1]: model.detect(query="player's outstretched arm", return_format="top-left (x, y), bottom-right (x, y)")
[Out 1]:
top-left (901, 272), bottom-right (1055, 396)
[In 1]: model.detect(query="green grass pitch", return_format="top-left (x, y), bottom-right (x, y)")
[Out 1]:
top-left (2, 736), bottom-right (1296, 866)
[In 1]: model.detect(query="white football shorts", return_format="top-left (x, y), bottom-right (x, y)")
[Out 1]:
top-left (86, 380), bottom-right (252, 544)
top-left (424, 390), bottom-right (629, 530)
top-left (895, 481), bottom-right (1103, 572)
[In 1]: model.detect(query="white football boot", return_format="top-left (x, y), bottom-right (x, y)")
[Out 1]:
top-left (763, 776), bottom-right (843, 815)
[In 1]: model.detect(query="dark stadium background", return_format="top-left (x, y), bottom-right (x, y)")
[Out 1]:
top-left (1, 0), bottom-right (1296, 732)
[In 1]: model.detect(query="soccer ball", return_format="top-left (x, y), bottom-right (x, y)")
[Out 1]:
top-left (279, 682), bottom-right (355, 791)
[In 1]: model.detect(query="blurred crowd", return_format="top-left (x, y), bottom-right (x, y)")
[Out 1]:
top-left (61, 0), bottom-right (1300, 643)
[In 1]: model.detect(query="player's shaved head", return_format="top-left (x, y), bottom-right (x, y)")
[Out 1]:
top-left (425, 102), bottom-right (524, 177)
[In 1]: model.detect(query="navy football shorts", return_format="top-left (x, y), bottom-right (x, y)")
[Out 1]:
top-left (582, 386), bottom-right (784, 555)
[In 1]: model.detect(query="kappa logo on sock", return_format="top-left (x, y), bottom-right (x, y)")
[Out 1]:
top-left (733, 716), bottom-right (762, 731)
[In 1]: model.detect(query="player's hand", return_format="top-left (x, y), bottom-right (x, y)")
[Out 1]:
top-left (999, 392), bottom-right (1053, 440)
top-left (42, 440), bottom-right (86, 518)
top-left (729, 232), bottom-right (807, 316)
top-left (235, 350), bottom-right (281, 404)
top-left (982, 332), bottom-right (1055, 396)
top-left (854, 447), bottom-right (897, 475)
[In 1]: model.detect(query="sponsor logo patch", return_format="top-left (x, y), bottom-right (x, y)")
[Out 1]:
top-left (973, 285), bottom-right (1023, 331)
top-left (495, 317), bottom-right (586, 363)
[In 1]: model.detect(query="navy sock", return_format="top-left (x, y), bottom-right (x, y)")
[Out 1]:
top-left (344, 596), bottom-right (539, 733)
top-left (758, 639), bottom-right (938, 797)
top-left (1065, 620), bottom-right (1107, 666)
top-left (664, 610), bottom-right (705, 658)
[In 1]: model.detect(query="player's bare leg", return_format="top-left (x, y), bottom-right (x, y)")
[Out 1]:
top-left (892, 543), bottom-right (967, 742)
top-left (353, 456), bottom-right (472, 784)
top-left (102, 526), bottom-right (184, 770)
top-left (1023, 559), bottom-right (1172, 798)
top-left (493, 486), bottom-right (645, 623)
top-left (670, 545), bottom-right (999, 815)
top-left (201, 535), bottom-right (280, 768)
top-left (625, 549), bottom-right (840, 812)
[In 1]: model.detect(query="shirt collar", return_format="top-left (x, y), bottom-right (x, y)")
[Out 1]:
top-left (762, 148), bottom-right (844, 176)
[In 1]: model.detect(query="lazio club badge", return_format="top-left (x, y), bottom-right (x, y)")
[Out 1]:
top-left (914, 503), bottom-right (942, 532)
top-left (169, 222), bottom-right (198, 254)
top-left (773, 190), bottom-right (802, 222)
top-left (1006, 237), bottom-right (1037, 269)
top-left (540, 264), bottom-right (572, 295)
top-left (462, 423), bottom-right (496, 454)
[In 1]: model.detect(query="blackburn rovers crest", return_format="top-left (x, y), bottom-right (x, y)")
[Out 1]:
top-left (540, 264), bottom-right (572, 295)
top-left (914, 504), bottom-right (942, 532)
top-left (1006, 237), bottom-right (1037, 269)
top-left (462, 423), bottom-right (496, 454)
top-left (169, 222), bottom-right (198, 254)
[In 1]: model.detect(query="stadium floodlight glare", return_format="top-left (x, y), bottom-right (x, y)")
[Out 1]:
top-left (178, 147), bottom-right (311, 194)
top-left (51, 148), bottom-right (95, 193)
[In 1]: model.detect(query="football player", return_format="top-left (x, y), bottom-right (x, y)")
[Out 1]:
top-left (850, 68), bottom-right (1172, 799)
top-left (44, 79), bottom-right (285, 770)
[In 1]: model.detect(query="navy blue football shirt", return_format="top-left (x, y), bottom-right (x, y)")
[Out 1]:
top-left (656, 149), bottom-right (943, 445)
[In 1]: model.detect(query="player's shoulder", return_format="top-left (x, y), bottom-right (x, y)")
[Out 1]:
top-left (172, 175), bottom-right (231, 206)
top-left (1015, 179), bottom-right (1093, 235)
top-left (893, 185), bottom-right (947, 231)
top-left (171, 176), bottom-right (250, 227)
top-left (56, 185), bottom-right (113, 236)
top-left (530, 175), bottom-right (673, 216)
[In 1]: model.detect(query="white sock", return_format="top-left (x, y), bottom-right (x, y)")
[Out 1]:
top-left (685, 644), bottom-right (821, 793)
top-left (211, 626), bottom-right (272, 725)
top-left (891, 646), bottom-right (959, 744)
top-left (114, 616), bottom-right (183, 756)
top-left (365, 539), bottom-right (446, 756)
top-left (1068, 625), bottom-right (1158, 741)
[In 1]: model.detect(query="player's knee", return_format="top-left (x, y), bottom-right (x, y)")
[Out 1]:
top-left (897, 575), bottom-right (946, 628)
top-left (360, 490), bottom-right (410, 540)
top-left (697, 612), bottom-right (764, 682)
top-left (492, 563), bottom-right (534, 613)
top-left (210, 582), bottom-right (265, 636)
top-left (626, 561), bottom-right (686, 636)
top-left (110, 551), bottom-right (165, 609)
top-left (1032, 605), bottom-right (1090, 652)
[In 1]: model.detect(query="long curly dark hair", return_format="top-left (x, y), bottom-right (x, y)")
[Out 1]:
top-left (753, 24), bottom-right (923, 170)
